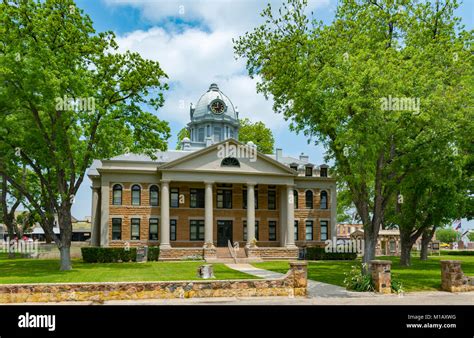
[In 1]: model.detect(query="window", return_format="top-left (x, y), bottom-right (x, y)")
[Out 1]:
top-left (243, 221), bottom-right (259, 241)
top-left (290, 165), bottom-right (298, 171)
top-left (320, 191), bottom-right (328, 209)
top-left (389, 240), bottom-right (396, 253)
top-left (294, 220), bottom-right (299, 241)
top-left (149, 218), bottom-right (158, 240)
top-left (320, 220), bottom-right (328, 241)
top-left (170, 188), bottom-right (179, 208)
top-left (170, 219), bottom-right (177, 241)
top-left (190, 189), bottom-right (205, 208)
top-left (243, 188), bottom-right (258, 209)
top-left (267, 188), bottom-right (276, 210)
top-left (190, 220), bottom-right (204, 241)
top-left (217, 189), bottom-right (232, 208)
top-left (198, 128), bottom-right (204, 142)
top-left (293, 190), bottom-right (299, 209)
top-left (131, 185), bottom-right (141, 206)
top-left (131, 218), bottom-right (140, 240)
top-left (268, 221), bottom-right (277, 241)
top-left (320, 167), bottom-right (328, 177)
top-left (305, 190), bottom-right (313, 209)
top-left (221, 157), bottom-right (240, 167)
top-left (150, 185), bottom-right (159, 206)
top-left (305, 220), bottom-right (313, 240)
top-left (305, 166), bottom-right (313, 176)
top-left (112, 184), bottom-right (122, 205)
top-left (214, 127), bottom-right (221, 142)
top-left (112, 218), bottom-right (122, 240)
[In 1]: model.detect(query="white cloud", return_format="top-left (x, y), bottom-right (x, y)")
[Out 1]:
top-left (109, 0), bottom-right (331, 129)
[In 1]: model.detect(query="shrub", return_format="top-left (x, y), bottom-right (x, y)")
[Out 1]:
top-left (147, 246), bottom-right (160, 261)
top-left (82, 247), bottom-right (137, 263)
top-left (391, 279), bottom-right (404, 294)
top-left (305, 247), bottom-right (357, 260)
top-left (343, 264), bottom-right (374, 292)
top-left (440, 250), bottom-right (474, 256)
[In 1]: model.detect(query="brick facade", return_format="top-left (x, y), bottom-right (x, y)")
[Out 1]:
top-left (107, 182), bottom-right (332, 248)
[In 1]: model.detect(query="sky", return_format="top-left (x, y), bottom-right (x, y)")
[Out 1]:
top-left (71, 0), bottom-right (473, 231)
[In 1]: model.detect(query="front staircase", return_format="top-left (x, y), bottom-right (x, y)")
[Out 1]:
top-left (212, 247), bottom-right (248, 263)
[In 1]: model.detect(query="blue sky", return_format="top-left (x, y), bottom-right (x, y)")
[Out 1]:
top-left (71, 0), bottom-right (473, 231)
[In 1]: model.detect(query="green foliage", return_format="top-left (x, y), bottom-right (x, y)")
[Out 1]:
top-left (436, 228), bottom-right (461, 243)
top-left (81, 247), bottom-right (137, 263)
top-left (467, 232), bottom-right (474, 242)
top-left (343, 264), bottom-right (374, 292)
top-left (440, 250), bottom-right (474, 256)
top-left (234, 0), bottom-right (474, 262)
top-left (305, 247), bottom-right (357, 260)
top-left (391, 279), bottom-right (404, 294)
top-left (237, 118), bottom-right (275, 154)
top-left (0, 0), bottom-right (171, 268)
top-left (147, 246), bottom-right (160, 261)
top-left (175, 127), bottom-right (190, 150)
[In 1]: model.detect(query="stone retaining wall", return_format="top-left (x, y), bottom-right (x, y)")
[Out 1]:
top-left (245, 247), bottom-right (299, 260)
top-left (159, 248), bottom-right (204, 261)
top-left (440, 260), bottom-right (474, 292)
top-left (0, 262), bottom-right (307, 303)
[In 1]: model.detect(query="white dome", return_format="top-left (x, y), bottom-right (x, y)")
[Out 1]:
top-left (193, 83), bottom-right (237, 120)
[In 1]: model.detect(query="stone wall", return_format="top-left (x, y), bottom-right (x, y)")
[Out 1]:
top-left (0, 262), bottom-right (307, 303)
top-left (440, 260), bottom-right (474, 292)
top-left (159, 248), bottom-right (204, 261)
top-left (369, 260), bottom-right (391, 294)
top-left (246, 247), bottom-right (299, 260)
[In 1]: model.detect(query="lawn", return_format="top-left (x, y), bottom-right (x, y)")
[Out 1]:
top-left (254, 255), bottom-right (474, 292)
top-left (0, 255), bottom-right (256, 284)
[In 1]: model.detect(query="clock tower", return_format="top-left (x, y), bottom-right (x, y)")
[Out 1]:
top-left (185, 83), bottom-right (240, 150)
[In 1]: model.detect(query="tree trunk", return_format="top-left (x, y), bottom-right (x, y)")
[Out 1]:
top-left (363, 229), bottom-right (377, 271)
top-left (399, 230), bottom-right (415, 266)
top-left (6, 224), bottom-right (15, 258)
top-left (420, 227), bottom-right (435, 261)
top-left (57, 204), bottom-right (73, 271)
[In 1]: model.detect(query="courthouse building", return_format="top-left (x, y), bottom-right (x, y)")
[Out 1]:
top-left (88, 84), bottom-right (337, 260)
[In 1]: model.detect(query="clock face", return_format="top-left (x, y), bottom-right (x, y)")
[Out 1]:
top-left (210, 100), bottom-right (225, 114)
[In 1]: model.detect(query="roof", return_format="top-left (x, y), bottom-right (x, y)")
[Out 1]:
top-left (351, 229), bottom-right (400, 236)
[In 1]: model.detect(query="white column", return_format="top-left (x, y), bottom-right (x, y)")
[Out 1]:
top-left (246, 183), bottom-right (256, 248)
top-left (160, 180), bottom-right (171, 249)
top-left (204, 181), bottom-right (214, 247)
top-left (286, 184), bottom-right (296, 248)
top-left (90, 187), bottom-right (101, 246)
top-left (330, 185), bottom-right (337, 241)
top-left (279, 186), bottom-right (287, 246)
top-left (100, 181), bottom-right (109, 247)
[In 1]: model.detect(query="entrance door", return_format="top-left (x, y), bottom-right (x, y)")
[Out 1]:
top-left (217, 220), bottom-right (233, 247)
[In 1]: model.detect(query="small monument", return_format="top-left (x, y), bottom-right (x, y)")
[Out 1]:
top-left (197, 264), bottom-right (215, 279)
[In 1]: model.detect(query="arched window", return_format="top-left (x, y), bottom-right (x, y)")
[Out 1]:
top-left (305, 190), bottom-right (313, 209)
top-left (293, 190), bottom-right (299, 209)
top-left (112, 184), bottom-right (122, 205)
top-left (131, 184), bottom-right (141, 206)
top-left (221, 157), bottom-right (240, 167)
top-left (320, 191), bottom-right (328, 209)
top-left (150, 185), bottom-right (159, 206)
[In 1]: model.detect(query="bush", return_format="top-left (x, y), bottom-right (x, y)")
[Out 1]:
top-left (147, 246), bottom-right (160, 261)
top-left (82, 247), bottom-right (137, 263)
top-left (440, 250), bottom-right (474, 256)
top-left (344, 264), bottom-right (374, 292)
top-left (305, 247), bottom-right (357, 260)
top-left (435, 228), bottom-right (460, 244)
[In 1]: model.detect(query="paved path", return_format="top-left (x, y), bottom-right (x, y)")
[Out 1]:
top-left (226, 263), bottom-right (356, 298)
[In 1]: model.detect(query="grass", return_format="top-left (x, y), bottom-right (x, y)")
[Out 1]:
top-left (0, 254), bottom-right (257, 284)
top-left (255, 255), bottom-right (474, 292)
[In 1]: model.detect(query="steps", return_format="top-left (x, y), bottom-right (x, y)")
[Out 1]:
top-left (212, 246), bottom-right (248, 263)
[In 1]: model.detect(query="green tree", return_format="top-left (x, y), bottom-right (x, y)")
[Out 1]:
top-left (175, 127), bottom-right (190, 150)
top-left (238, 118), bottom-right (275, 154)
top-left (234, 0), bottom-right (473, 264)
top-left (467, 232), bottom-right (474, 242)
top-left (0, 0), bottom-right (170, 270)
top-left (436, 228), bottom-right (461, 244)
